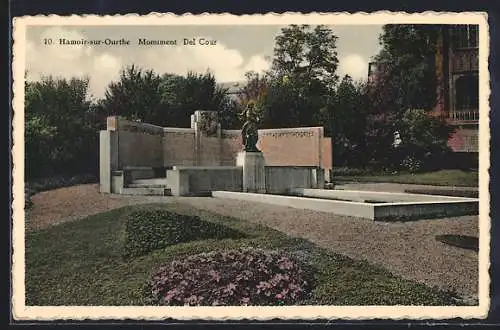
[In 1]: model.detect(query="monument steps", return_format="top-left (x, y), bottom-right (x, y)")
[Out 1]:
top-left (128, 178), bottom-right (167, 187)
top-left (121, 187), bottom-right (171, 196)
top-left (127, 182), bottom-right (167, 188)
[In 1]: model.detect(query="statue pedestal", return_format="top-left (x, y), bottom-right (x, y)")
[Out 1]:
top-left (236, 151), bottom-right (266, 193)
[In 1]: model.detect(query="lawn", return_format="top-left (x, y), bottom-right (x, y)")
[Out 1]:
top-left (333, 169), bottom-right (478, 187)
top-left (26, 203), bottom-right (465, 306)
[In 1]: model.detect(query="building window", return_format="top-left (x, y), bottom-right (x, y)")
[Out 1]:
top-left (455, 74), bottom-right (479, 111)
top-left (451, 25), bottom-right (479, 49)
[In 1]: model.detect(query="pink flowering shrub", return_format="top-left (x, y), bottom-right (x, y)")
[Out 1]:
top-left (148, 248), bottom-right (313, 306)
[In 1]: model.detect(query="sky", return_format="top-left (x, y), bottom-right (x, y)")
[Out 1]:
top-left (25, 25), bottom-right (384, 99)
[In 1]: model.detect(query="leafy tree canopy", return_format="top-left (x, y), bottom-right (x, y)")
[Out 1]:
top-left (370, 24), bottom-right (441, 113)
top-left (25, 76), bottom-right (96, 178)
top-left (237, 25), bottom-right (340, 129)
top-left (101, 66), bottom-right (238, 128)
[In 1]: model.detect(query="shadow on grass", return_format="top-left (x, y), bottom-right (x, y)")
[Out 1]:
top-left (435, 235), bottom-right (479, 252)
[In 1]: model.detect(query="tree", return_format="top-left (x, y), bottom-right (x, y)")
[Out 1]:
top-left (25, 76), bottom-right (97, 179)
top-left (258, 24), bottom-right (339, 128)
top-left (396, 109), bottom-right (455, 172)
top-left (237, 72), bottom-right (308, 129)
top-left (237, 72), bottom-right (269, 112)
top-left (258, 80), bottom-right (300, 128)
top-left (25, 112), bottom-right (57, 179)
top-left (271, 25), bottom-right (339, 89)
top-left (235, 71), bottom-right (269, 125)
top-left (102, 65), bottom-right (164, 123)
top-left (217, 98), bottom-right (240, 130)
top-left (159, 71), bottom-right (235, 128)
top-left (101, 67), bottom-right (237, 128)
top-left (373, 24), bottom-right (440, 112)
top-left (322, 75), bottom-right (370, 166)
top-left (365, 24), bottom-right (452, 169)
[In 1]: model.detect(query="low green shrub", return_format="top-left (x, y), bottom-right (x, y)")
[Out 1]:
top-left (332, 167), bottom-right (370, 176)
top-left (28, 174), bottom-right (98, 192)
top-left (123, 209), bottom-right (246, 258)
top-left (332, 167), bottom-right (395, 177)
top-left (400, 155), bottom-right (424, 173)
top-left (25, 187), bottom-right (34, 210)
top-left (148, 247), bottom-right (313, 306)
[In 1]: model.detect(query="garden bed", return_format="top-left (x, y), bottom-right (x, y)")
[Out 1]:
top-left (333, 169), bottom-right (478, 187)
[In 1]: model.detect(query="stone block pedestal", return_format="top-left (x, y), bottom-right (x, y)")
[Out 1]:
top-left (236, 151), bottom-right (266, 193)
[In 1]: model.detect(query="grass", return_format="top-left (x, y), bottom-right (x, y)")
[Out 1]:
top-left (26, 203), bottom-right (466, 306)
top-left (334, 169), bottom-right (478, 187)
top-left (404, 189), bottom-right (478, 198)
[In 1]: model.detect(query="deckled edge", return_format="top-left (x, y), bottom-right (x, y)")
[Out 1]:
top-left (12, 11), bottom-right (490, 24)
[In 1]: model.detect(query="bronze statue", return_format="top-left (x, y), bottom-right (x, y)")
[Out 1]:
top-left (241, 102), bottom-right (260, 152)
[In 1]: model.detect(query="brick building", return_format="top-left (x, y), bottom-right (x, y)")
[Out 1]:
top-left (368, 25), bottom-right (479, 166)
top-left (435, 25), bottom-right (479, 155)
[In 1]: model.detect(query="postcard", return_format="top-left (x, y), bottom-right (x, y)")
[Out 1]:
top-left (12, 12), bottom-right (491, 321)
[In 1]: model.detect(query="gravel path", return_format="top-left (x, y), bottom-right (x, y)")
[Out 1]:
top-left (25, 183), bottom-right (479, 302)
top-left (26, 184), bottom-right (171, 230)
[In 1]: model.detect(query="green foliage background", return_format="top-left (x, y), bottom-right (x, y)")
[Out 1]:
top-left (25, 24), bottom-right (464, 181)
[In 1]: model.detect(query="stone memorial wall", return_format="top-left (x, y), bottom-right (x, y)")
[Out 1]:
top-left (163, 128), bottom-right (197, 166)
top-left (101, 112), bottom-right (333, 173)
top-left (106, 116), bottom-right (164, 168)
top-left (257, 127), bottom-right (332, 169)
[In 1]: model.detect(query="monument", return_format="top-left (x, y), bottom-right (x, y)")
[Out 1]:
top-left (99, 109), bottom-right (332, 196)
top-left (236, 102), bottom-right (266, 193)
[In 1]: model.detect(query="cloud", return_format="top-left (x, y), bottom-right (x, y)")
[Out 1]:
top-left (25, 28), bottom-right (271, 99)
top-left (120, 36), bottom-right (271, 84)
top-left (91, 53), bottom-right (123, 98)
top-left (337, 53), bottom-right (368, 81)
top-left (242, 55), bottom-right (271, 75)
top-left (26, 27), bottom-right (123, 99)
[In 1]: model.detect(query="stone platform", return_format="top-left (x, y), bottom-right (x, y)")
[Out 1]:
top-left (211, 189), bottom-right (479, 221)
